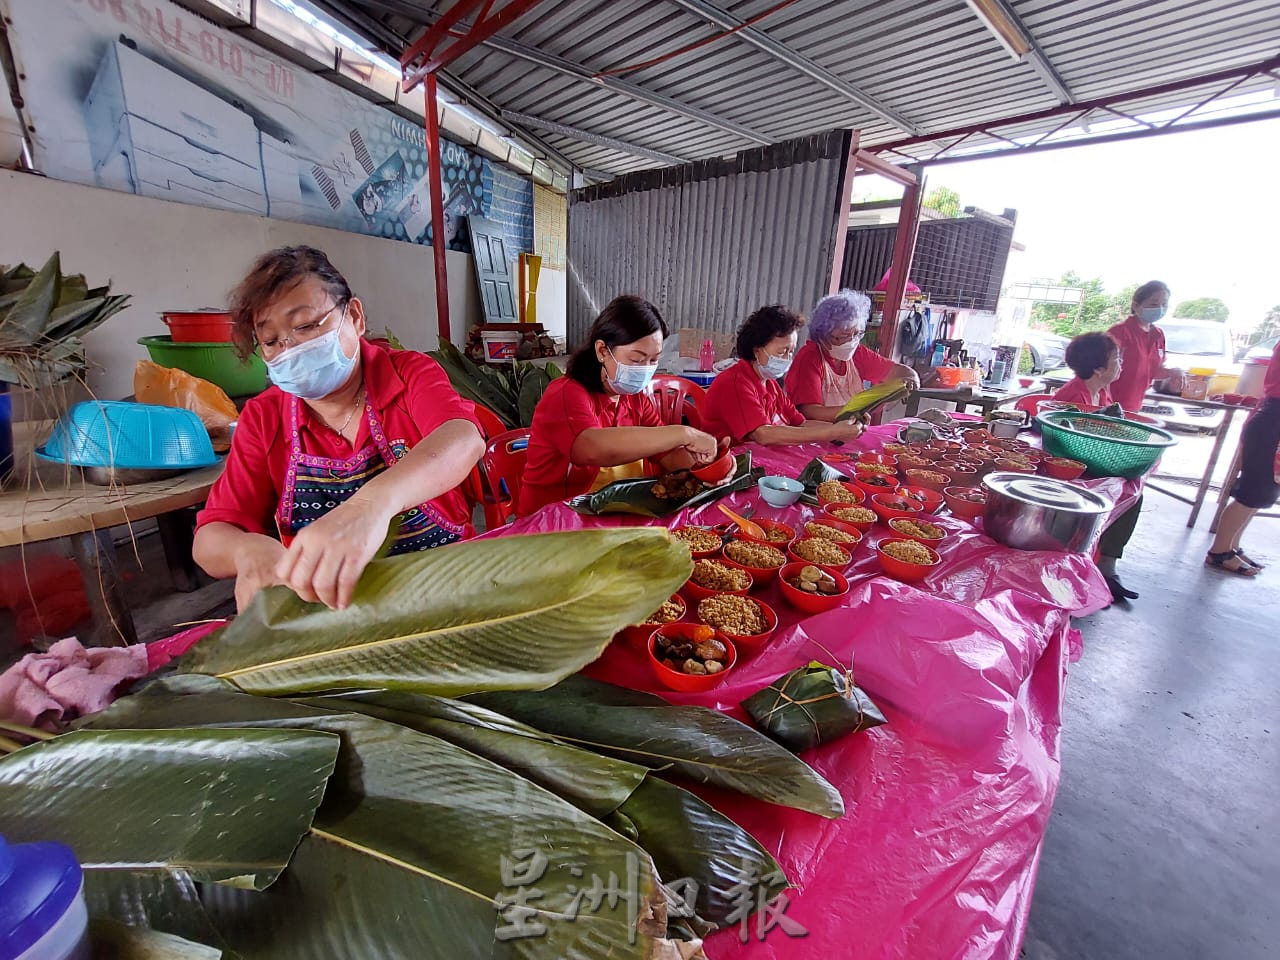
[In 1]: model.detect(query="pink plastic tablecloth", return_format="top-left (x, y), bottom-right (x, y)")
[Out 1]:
top-left (497, 426), bottom-right (1140, 960)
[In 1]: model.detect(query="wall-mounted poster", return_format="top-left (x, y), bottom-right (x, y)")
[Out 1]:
top-left (2, 0), bottom-right (533, 258)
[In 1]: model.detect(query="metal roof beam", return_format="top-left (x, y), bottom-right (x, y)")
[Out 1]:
top-left (500, 110), bottom-right (688, 166)
top-left (665, 0), bottom-right (923, 136)
top-left (479, 35), bottom-right (772, 144)
top-left (962, 0), bottom-right (1075, 104)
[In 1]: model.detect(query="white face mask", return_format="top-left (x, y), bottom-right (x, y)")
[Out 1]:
top-left (826, 342), bottom-right (856, 362)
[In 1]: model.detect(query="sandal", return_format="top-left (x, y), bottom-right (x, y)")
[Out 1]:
top-left (1205, 551), bottom-right (1260, 577)
top-left (1232, 548), bottom-right (1266, 570)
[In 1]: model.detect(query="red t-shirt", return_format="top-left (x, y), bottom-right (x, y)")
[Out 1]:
top-left (196, 338), bottom-right (480, 537)
top-left (1107, 316), bottom-right (1167, 411)
top-left (785, 340), bottom-right (897, 407)
top-left (1053, 377), bottom-right (1113, 408)
top-left (700, 359), bottom-right (806, 443)
top-left (1264, 339), bottom-right (1280, 399)
top-left (518, 376), bottom-right (664, 515)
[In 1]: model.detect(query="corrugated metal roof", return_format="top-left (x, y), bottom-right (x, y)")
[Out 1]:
top-left (317, 0), bottom-right (1280, 176)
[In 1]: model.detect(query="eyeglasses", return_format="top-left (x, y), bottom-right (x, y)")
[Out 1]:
top-left (257, 301), bottom-right (346, 357)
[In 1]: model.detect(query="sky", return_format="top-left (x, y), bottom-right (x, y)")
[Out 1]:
top-left (856, 119), bottom-right (1280, 334)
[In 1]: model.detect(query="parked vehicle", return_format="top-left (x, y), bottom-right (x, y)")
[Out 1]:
top-left (1022, 330), bottom-right (1070, 374)
top-left (1240, 334), bottom-right (1279, 363)
top-left (1142, 318), bottom-right (1240, 434)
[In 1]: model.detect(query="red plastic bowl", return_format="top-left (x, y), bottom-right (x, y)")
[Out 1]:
top-left (648, 623), bottom-right (737, 692)
top-left (902, 468), bottom-right (953, 493)
top-left (870, 493), bottom-right (924, 524)
top-left (735, 518), bottom-right (796, 549)
top-left (857, 452), bottom-right (898, 467)
top-left (801, 517), bottom-right (865, 550)
top-left (876, 537), bottom-right (941, 583)
top-left (896, 484), bottom-right (944, 514)
top-left (822, 502), bottom-right (877, 532)
top-left (720, 537), bottom-right (787, 585)
top-left (853, 461), bottom-right (899, 480)
top-left (1041, 456), bottom-right (1086, 481)
top-left (778, 561), bottom-right (851, 614)
top-left (692, 450), bottom-right (736, 483)
top-left (671, 526), bottom-right (724, 560)
top-left (616, 594), bottom-right (686, 649)
top-left (945, 464), bottom-right (980, 486)
top-left (853, 474), bottom-right (897, 499)
top-left (683, 566), bottom-right (754, 603)
top-left (696, 596), bottom-right (779, 650)
top-left (887, 516), bottom-right (947, 547)
top-left (994, 458), bottom-right (1036, 475)
top-left (788, 537), bottom-right (853, 573)
top-left (942, 485), bottom-right (988, 521)
top-left (816, 480), bottom-right (866, 507)
top-left (162, 310), bottom-right (234, 343)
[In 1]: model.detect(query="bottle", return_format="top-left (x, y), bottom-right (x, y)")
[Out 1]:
top-left (698, 339), bottom-right (716, 373)
top-left (0, 835), bottom-right (89, 960)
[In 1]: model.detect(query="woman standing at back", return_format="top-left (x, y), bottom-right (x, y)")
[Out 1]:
top-left (1107, 280), bottom-right (1183, 412)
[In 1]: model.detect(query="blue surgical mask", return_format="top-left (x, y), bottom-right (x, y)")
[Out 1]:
top-left (266, 309), bottom-right (357, 399)
top-left (1139, 306), bottom-right (1165, 324)
top-left (606, 348), bottom-right (657, 395)
top-left (760, 353), bottom-right (792, 379)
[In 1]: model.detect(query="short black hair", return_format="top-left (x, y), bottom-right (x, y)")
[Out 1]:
top-left (229, 245), bottom-right (352, 360)
top-left (1065, 331), bottom-right (1118, 380)
top-left (1131, 280), bottom-right (1170, 309)
top-left (735, 305), bottom-right (805, 361)
top-left (567, 295), bottom-right (668, 393)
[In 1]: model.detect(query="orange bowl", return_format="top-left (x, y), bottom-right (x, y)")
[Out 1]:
top-left (896, 484), bottom-right (944, 514)
top-left (942, 485), bottom-right (988, 521)
top-left (671, 526), bottom-right (725, 560)
top-left (994, 458), bottom-right (1036, 475)
top-left (887, 516), bottom-right (947, 547)
top-left (648, 623), bottom-right (736, 692)
top-left (870, 493), bottom-right (923, 524)
top-left (902, 467), bottom-right (953, 493)
top-left (778, 561), bottom-right (851, 614)
top-left (876, 537), bottom-right (941, 583)
top-left (683, 565), bottom-right (754, 603)
top-left (802, 517), bottom-right (865, 550)
top-left (853, 461), bottom-right (899, 479)
top-left (616, 594), bottom-right (686, 649)
top-left (695, 596), bottom-right (779, 650)
top-left (816, 480), bottom-right (866, 507)
top-left (853, 474), bottom-right (897, 499)
top-left (720, 537), bottom-right (787, 585)
top-left (934, 366), bottom-right (967, 386)
top-left (787, 537), bottom-right (853, 573)
top-left (734, 518), bottom-right (797, 549)
top-left (822, 502), bottom-right (877, 532)
top-left (691, 450), bottom-right (736, 483)
top-left (1042, 456), bottom-right (1086, 481)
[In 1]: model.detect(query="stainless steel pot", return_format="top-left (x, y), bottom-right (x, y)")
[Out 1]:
top-left (982, 471), bottom-right (1113, 554)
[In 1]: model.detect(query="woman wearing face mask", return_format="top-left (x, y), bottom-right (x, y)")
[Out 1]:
top-left (700, 304), bottom-right (867, 445)
top-left (193, 246), bottom-right (485, 612)
top-left (1106, 280), bottom-right (1184, 412)
top-left (785, 289), bottom-right (920, 420)
top-left (517, 295), bottom-right (720, 516)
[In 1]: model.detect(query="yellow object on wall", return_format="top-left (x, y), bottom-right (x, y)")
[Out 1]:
top-left (519, 253), bottom-right (542, 325)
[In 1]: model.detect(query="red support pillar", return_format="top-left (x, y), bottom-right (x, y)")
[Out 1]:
top-left (876, 179), bottom-right (922, 361)
top-left (424, 74), bottom-right (451, 342)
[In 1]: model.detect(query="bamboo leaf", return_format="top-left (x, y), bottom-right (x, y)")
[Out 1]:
top-left (470, 679), bottom-right (845, 819)
top-left (43, 294), bottom-right (131, 342)
top-left (1, 251), bottom-right (61, 344)
top-left (518, 367), bottom-right (547, 427)
top-left (0, 727), bottom-right (339, 890)
top-left (85, 870), bottom-right (232, 956)
top-left (180, 529), bottom-right (692, 697)
top-left (89, 918), bottom-right (225, 959)
top-left (55, 273), bottom-right (89, 307)
top-left (570, 454), bottom-right (760, 518)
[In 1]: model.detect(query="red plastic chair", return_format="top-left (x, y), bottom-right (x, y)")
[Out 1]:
top-left (463, 405), bottom-right (513, 531)
top-left (481, 429), bottom-right (531, 527)
top-left (1014, 393), bottom-right (1058, 418)
top-left (649, 375), bottom-right (706, 429)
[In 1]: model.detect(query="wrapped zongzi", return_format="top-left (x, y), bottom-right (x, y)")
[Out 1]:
top-left (742, 662), bottom-right (886, 752)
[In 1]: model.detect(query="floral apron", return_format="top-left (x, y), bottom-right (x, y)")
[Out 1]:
top-left (276, 396), bottom-right (464, 555)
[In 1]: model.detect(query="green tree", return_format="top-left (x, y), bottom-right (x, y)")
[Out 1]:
top-left (923, 185), bottom-right (961, 218)
top-left (1027, 272), bottom-right (1139, 338)
top-left (1172, 297), bottom-right (1229, 322)
top-left (1244, 305), bottom-right (1280, 346)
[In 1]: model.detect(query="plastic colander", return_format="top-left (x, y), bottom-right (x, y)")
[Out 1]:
top-left (38, 401), bottom-right (218, 469)
top-left (1035, 410), bottom-right (1176, 479)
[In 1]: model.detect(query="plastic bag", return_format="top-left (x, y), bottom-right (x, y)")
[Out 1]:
top-left (133, 360), bottom-right (237, 452)
top-left (741, 661), bottom-right (886, 752)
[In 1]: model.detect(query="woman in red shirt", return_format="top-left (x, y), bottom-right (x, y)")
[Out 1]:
top-left (517, 296), bottom-right (719, 515)
top-left (1106, 280), bottom-right (1183, 411)
top-left (785, 289), bottom-right (919, 419)
top-left (700, 305), bottom-right (866, 445)
top-left (1205, 338), bottom-right (1280, 577)
top-left (193, 246), bottom-right (485, 611)
top-left (1053, 332), bottom-right (1121, 408)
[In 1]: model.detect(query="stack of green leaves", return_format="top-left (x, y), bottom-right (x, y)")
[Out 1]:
top-left (429, 337), bottom-right (561, 428)
top-left (0, 529), bottom-right (843, 959)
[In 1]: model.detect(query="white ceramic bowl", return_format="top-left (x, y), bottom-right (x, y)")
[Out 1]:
top-left (758, 475), bottom-right (804, 507)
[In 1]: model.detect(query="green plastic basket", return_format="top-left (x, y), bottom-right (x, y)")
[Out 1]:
top-left (1036, 411), bottom-right (1176, 479)
top-left (138, 335), bottom-right (268, 398)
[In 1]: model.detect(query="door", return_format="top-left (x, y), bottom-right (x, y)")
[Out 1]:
top-left (467, 216), bottom-right (518, 324)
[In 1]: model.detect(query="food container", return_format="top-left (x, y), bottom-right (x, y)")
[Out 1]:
top-left (887, 516), bottom-right (947, 547)
top-left (943, 485), bottom-right (988, 521)
top-left (1041, 456), bottom-right (1086, 481)
top-left (757, 475), bottom-right (804, 507)
top-left (896, 484), bottom-right (944, 514)
top-left (816, 480), bottom-right (865, 507)
top-left (1181, 372), bottom-right (1212, 401)
top-left (852, 474), bottom-right (896, 499)
top-left (787, 537), bottom-right (853, 573)
top-left (822, 502), bottom-right (877, 532)
top-left (138, 335), bottom-right (268, 397)
top-left (648, 623), bottom-right (736, 692)
top-left (869, 493), bottom-right (923, 524)
top-left (692, 450), bottom-right (736, 483)
top-left (695, 596), bottom-right (779, 650)
top-left (671, 527), bottom-right (724, 560)
top-left (682, 566), bottom-right (753, 602)
top-left (982, 471), bottom-right (1113, 554)
top-left (162, 310), bottom-right (234, 343)
top-left (0, 835), bottom-right (88, 960)
top-left (721, 537), bottom-right (787, 585)
top-left (735, 518), bottom-right (796, 548)
top-left (803, 517), bottom-right (865, 549)
top-left (778, 561), bottom-right (851, 613)
top-left (1238, 357), bottom-right (1270, 399)
top-left (875, 537), bottom-right (941, 583)
top-left (616, 594), bottom-right (686, 649)
top-left (902, 468), bottom-right (952, 493)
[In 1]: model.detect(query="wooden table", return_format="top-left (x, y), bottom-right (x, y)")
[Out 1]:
top-left (0, 422), bottom-right (224, 645)
top-left (905, 381), bottom-right (1044, 418)
top-left (1139, 392), bottom-right (1245, 527)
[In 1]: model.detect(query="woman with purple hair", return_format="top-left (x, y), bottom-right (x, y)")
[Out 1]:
top-left (785, 289), bottom-right (919, 421)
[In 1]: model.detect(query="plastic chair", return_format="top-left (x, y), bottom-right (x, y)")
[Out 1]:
top-left (649, 375), bottom-right (706, 429)
top-left (463, 405), bottom-right (514, 531)
top-left (480, 429), bottom-right (531, 527)
top-left (1014, 393), bottom-right (1059, 418)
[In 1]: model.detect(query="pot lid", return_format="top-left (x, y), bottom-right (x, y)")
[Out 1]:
top-left (982, 472), bottom-right (1112, 514)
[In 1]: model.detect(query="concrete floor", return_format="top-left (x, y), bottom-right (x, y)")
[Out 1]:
top-left (1023, 491), bottom-right (1280, 960)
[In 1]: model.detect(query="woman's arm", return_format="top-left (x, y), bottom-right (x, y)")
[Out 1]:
top-left (275, 418), bottom-right (485, 609)
top-left (571, 425), bottom-right (714, 468)
top-left (192, 524), bottom-right (286, 612)
top-left (748, 419), bottom-right (864, 445)
top-left (796, 402), bottom-right (847, 422)
top-left (889, 362), bottom-right (921, 387)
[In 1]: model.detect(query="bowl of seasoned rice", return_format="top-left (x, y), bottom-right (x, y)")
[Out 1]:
top-left (616, 594), bottom-right (687, 649)
top-left (683, 558), bottom-right (754, 602)
top-left (695, 594), bottom-right (778, 649)
top-left (875, 537), bottom-right (941, 582)
top-left (671, 525), bottom-right (725, 559)
top-left (787, 536), bottom-right (853, 572)
top-left (822, 502), bottom-right (877, 532)
top-left (720, 537), bottom-right (788, 584)
top-left (815, 479), bottom-right (865, 507)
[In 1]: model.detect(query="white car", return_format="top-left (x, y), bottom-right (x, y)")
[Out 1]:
top-left (1141, 318), bottom-right (1240, 433)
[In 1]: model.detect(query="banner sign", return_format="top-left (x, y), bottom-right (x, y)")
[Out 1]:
top-left (3, 0), bottom-right (533, 256)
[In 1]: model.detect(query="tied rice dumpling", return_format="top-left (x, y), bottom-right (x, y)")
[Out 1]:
top-left (741, 662), bottom-right (886, 752)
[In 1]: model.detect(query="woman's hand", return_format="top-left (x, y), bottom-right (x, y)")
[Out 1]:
top-left (829, 419), bottom-right (865, 441)
top-left (679, 427), bottom-right (719, 465)
top-left (275, 495), bottom-right (395, 609)
top-left (233, 537), bottom-right (287, 613)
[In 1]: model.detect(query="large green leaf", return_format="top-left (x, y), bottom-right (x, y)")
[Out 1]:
top-left (88, 677), bottom-right (670, 959)
top-left (42, 293), bottom-right (132, 342)
top-left (1, 251), bottom-right (60, 344)
top-left (84, 870), bottom-right (231, 956)
top-left (307, 690), bottom-right (785, 927)
top-left (470, 679), bottom-right (845, 819)
top-left (0, 727), bottom-right (338, 890)
top-left (181, 529), bottom-right (692, 697)
top-left (90, 919), bottom-right (224, 959)
top-left (517, 364), bottom-right (549, 427)
top-left (569, 453), bottom-right (761, 518)
top-left (430, 338), bottom-right (519, 426)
